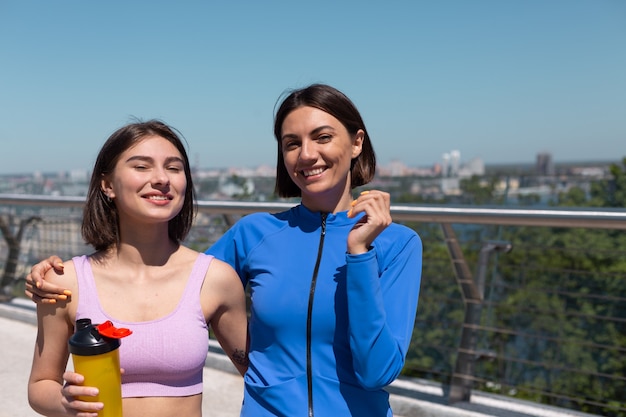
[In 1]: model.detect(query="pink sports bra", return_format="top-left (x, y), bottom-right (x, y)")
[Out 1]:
top-left (73, 253), bottom-right (212, 397)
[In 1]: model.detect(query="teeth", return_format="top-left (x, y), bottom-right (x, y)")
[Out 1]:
top-left (303, 168), bottom-right (324, 177)
top-left (147, 196), bottom-right (168, 200)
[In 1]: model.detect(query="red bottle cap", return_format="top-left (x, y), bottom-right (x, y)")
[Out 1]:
top-left (96, 320), bottom-right (132, 339)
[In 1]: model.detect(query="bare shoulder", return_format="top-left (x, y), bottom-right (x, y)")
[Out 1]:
top-left (206, 257), bottom-right (240, 286)
top-left (44, 258), bottom-right (78, 292)
top-left (199, 256), bottom-right (244, 318)
top-left (38, 259), bottom-right (78, 323)
top-left (201, 257), bottom-right (243, 300)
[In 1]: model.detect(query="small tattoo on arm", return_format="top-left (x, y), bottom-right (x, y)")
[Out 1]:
top-left (232, 348), bottom-right (249, 366)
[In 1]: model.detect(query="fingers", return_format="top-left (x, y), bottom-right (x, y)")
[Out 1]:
top-left (348, 190), bottom-right (391, 225)
top-left (63, 371), bottom-right (85, 386)
top-left (61, 372), bottom-right (102, 416)
top-left (62, 383), bottom-right (99, 399)
top-left (24, 289), bottom-right (62, 305)
top-left (24, 281), bottom-right (71, 303)
top-left (24, 256), bottom-right (70, 303)
top-left (62, 396), bottom-right (103, 417)
top-left (29, 256), bottom-right (65, 287)
top-left (347, 190), bottom-right (392, 254)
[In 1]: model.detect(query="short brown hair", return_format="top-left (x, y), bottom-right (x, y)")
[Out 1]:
top-left (273, 84), bottom-right (376, 198)
top-left (82, 120), bottom-right (196, 250)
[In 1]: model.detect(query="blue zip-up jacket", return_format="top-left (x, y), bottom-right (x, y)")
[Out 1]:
top-left (207, 204), bottom-right (422, 416)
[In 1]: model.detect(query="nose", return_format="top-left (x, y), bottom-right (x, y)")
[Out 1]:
top-left (299, 139), bottom-right (318, 162)
top-left (152, 167), bottom-right (170, 187)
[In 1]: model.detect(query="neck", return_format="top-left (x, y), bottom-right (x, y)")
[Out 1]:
top-left (109, 221), bottom-right (179, 266)
top-left (301, 190), bottom-right (353, 214)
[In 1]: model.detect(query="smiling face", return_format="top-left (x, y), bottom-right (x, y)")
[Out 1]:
top-left (280, 106), bottom-right (364, 213)
top-left (101, 135), bottom-right (187, 227)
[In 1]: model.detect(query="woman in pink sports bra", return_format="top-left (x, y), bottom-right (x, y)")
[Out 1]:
top-left (27, 120), bottom-right (248, 417)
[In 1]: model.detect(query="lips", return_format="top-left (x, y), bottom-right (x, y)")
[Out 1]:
top-left (302, 167), bottom-right (325, 177)
top-left (143, 194), bottom-right (172, 201)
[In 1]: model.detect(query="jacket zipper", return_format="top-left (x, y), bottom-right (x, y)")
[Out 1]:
top-left (307, 212), bottom-right (327, 417)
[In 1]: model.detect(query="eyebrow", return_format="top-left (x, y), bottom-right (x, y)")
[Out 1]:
top-left (281, 125), bottom-right (335, 141)
top-left (125, 155), bottom-right (185, 165)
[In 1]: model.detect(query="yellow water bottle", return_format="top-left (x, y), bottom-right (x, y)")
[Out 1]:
top-left (69, 318), bottom-right (131, 417)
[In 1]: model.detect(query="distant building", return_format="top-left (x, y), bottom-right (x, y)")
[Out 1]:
top-left (450, 150), bottom-right (460, 177)
top-left (432, 163), bottom-right (442, 176)
top-left (536, 152), bottom-right (555, 176)
top-left (441, 177), bottom-right (461, 195)
top-left (458, 157), bottom-right (485, 178)
top-left (388, 159), bottom-right (408, 177)
top-left (441, 150), bottom-right (462, 177)
top-left (442, 153), bottom-right (450, 177)
top-left (441, 150), bottom-right (483, 178)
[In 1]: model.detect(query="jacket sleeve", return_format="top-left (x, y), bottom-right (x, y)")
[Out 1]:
top-left (206, 223), bottom-right (249, 287)
top-left (346, 232), bottom-right (422, 390)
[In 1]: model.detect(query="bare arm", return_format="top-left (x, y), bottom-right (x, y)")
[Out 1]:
top-left (28, 262), bottom-right (103, 417)
top-left (203, 259), bottom-right (249, 377)
top-left (24, 255), bottom-right (72, 304)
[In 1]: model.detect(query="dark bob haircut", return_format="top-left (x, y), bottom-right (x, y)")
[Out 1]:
top-left (82, 120), bottom-right (196, 251)
top-left (273, 84), bottom-right (376, 198)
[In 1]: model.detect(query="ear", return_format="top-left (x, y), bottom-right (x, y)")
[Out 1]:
top-left (101, 174), bottom-right (115, 199)
top-left (351, 129), bottom-right (364, 159)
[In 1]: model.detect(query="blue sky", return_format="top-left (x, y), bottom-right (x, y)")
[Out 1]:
top-left (1, 0), bottom-right (625, 175)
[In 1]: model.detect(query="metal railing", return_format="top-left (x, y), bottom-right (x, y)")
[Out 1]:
top-left (1, 193), bottom-right (625, 416)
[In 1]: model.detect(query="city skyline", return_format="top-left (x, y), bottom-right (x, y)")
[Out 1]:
top-left (0, 149), bottom-right (618, 180)
top-left (1, 1), bottom-right (625, 175)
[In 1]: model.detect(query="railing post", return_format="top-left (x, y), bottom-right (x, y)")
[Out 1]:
top-left (443, 222), bottom-right (512, 404)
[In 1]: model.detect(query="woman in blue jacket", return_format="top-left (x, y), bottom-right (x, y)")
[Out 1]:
top-left (26, 84), bottom-right (423, 416)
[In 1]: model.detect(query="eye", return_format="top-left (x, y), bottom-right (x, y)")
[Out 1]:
top-left (317, 134), bottom-right (332, 143)
top-left (167, 165), bottom-right (183, 173)
top-left (282, 139), bottom-right (300, 151)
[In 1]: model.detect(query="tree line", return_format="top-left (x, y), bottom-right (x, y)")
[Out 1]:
top-left (402, 158), bottom-right (626, 416)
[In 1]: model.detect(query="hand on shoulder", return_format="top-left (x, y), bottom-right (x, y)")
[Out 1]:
top-left (42, 259), bottom-right (78, 305)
